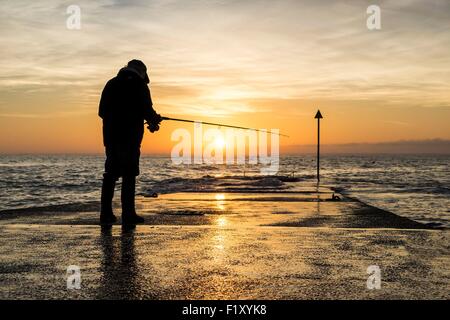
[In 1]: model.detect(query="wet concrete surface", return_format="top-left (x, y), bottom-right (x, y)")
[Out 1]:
top-left (0, 190), bottom-right (448, 299)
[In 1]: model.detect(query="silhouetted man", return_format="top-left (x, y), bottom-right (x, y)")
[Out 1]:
top-left (99, 59), bottom-right (161, 224)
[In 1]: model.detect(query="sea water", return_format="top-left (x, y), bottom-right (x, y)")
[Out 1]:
top-left (0, 154), bottom-right (449, 227)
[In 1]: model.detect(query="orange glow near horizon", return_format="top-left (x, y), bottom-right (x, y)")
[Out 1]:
top-left (2, 104), bottom-right (449, 155)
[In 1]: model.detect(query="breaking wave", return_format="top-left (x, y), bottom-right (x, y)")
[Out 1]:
top-left (141, 174), bottom-right (303, 195)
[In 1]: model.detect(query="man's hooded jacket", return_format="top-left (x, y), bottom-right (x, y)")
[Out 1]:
top-left (99, 67), bottom-right (158, 148)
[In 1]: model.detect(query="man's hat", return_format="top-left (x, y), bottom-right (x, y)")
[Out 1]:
top-left (127, 59), bottom-right (150, 84)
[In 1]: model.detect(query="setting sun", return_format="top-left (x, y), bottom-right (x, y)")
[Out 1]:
top-left (214, 136), bottom-right (226, 150)
top-left (215, 194), bottom-right (225, 201)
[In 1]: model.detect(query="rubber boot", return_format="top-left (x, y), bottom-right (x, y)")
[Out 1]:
top-left (121, 175), bottom-right (144, 225)
top-left (100, 173), bottom-right (117, 224)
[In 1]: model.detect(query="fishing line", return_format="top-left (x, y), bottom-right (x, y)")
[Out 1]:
top-left (150, 116), bottom-right (289, 137)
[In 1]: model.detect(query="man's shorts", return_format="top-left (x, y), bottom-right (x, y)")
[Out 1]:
top-left (104, 144), bottom-right (140, 177)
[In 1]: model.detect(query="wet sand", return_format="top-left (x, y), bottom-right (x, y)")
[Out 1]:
top-left (0, 189), bottom-right (448, 299)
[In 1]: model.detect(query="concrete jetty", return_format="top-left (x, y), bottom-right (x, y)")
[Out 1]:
top-left (0, 187), bottom-right (448, 299)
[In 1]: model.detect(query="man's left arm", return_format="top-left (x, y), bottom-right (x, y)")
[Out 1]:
top-left (142, 85), bottom-right (161, 124)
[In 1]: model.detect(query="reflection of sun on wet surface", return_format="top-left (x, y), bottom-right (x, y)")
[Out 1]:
top-left (210, 231), bottom-right (228, 264)
top-left (215, 193), bottom-right (226, 211)
top-left (216, 216), bottom-right (228, 227)
top-left (213, 234), bottom-right (226, 251)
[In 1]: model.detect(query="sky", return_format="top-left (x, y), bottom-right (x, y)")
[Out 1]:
top-left (0, 0), bottom-right (449, 154)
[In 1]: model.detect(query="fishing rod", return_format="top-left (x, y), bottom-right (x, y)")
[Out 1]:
top-left (150, 116), bottom-right (289, 137)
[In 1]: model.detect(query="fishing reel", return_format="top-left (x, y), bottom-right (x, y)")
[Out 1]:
top-left (147, 122), bottom-right (160, 133)
top-left (146, 114), bottom-right (163, 133)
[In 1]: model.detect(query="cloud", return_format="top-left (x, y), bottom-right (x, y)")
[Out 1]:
top-left (0, 0), bottom-right (449, 119)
